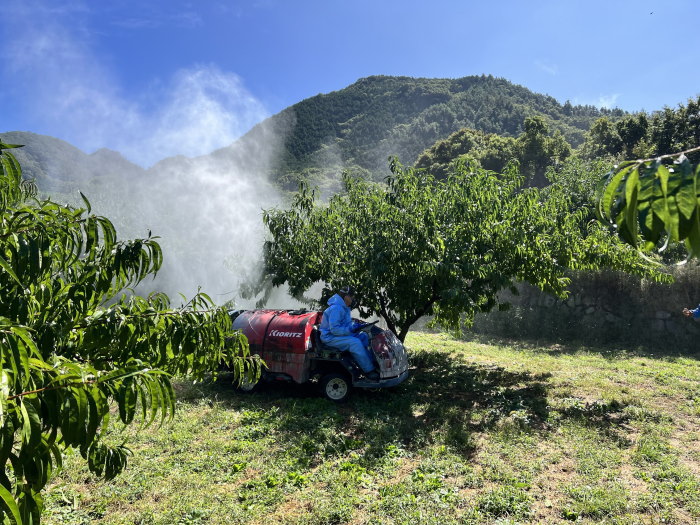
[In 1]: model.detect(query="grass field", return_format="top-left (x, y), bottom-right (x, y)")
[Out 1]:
top-left (43, 332), bottom-right (700, 524)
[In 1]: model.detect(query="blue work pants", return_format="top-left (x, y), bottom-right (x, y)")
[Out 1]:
top-left (321, 333), bottom-right (376, 373)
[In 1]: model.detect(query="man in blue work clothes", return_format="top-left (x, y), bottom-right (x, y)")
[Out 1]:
top-left (319, 286), bottom-right (379, 381)
top-left (682, 304), bottom-right (700, 319)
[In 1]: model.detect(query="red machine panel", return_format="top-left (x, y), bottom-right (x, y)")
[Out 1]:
top-left (232, 310), bottom-right (278, 352)
top-left (232, 310), bottom-right (321, 383)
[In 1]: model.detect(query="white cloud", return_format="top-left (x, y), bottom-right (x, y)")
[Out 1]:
top-left (535, 60), bottom-right (558, 76)
top-left (1, 0), bottom-right (265, 166)
top-left (111, 9), bottom-right (203, 29)
top-left (596, 93), bottom-right (621, 109)
top-left (116, 65), bottom-right (268, 166)
top-left (572, 93), bottom-right (622, 109)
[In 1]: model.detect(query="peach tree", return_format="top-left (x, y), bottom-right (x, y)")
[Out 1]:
top-left (0, 141), bottom-right (257, 524)
top-left (260, 159), bottom-right (659, 342)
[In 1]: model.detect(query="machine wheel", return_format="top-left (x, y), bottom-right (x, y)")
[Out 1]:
top-left (320, 373), bottom-right (352, 402)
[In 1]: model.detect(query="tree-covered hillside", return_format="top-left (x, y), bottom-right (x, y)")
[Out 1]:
top-left (240, 75), bottom-right (618, 186)
top-left (578, 95), bottom-right (700, 162)
top-left (414, 116), bottom-right (572, 186)
top-left (0, 75), bottom-right (655, 194)
top-left (414, 95), bottom-right (700, 190)
top-left (0, 131), bottom-right (145, 193)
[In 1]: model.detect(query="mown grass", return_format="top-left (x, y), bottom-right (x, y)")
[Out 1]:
top-left (44, 332), bottom-right (700, 524)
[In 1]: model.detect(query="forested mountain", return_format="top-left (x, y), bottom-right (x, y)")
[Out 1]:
top-left (7, 75), bottom-right (696, 196)
top-left (240, 75), bottom-right (619, 187)
top-left (0, 131), bottom-right (145, 193)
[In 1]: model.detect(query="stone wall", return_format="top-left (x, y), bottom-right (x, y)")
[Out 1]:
top-left (471, 266), bottom-right (700, 352)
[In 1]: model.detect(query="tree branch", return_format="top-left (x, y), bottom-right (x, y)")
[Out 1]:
top-left (632, 144), bottom-right (700, 164)
top-left (378, 293), bottom-right (397, 336)
top-left (397, 281), bottom-right (441, 342)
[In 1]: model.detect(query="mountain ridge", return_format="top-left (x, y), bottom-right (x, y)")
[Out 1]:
top-left (2, 74), bottom-right (621, 192)
top-left (240, 74), bottom-right (619, 185)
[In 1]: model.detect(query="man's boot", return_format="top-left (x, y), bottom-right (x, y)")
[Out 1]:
top-left (364, 370), bottom-right (380, 381)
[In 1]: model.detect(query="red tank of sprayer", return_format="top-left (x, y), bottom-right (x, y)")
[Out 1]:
top-left (232, 309), bottom-right (321, 383)
top-left (229, 308), bottom-right (409, 402)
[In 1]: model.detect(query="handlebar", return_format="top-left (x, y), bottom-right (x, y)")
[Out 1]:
top-left (356, 320), bottom-right (379, 330)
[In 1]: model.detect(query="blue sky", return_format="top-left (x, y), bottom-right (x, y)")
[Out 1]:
top-left (1, 0), bottom-right (699, 166)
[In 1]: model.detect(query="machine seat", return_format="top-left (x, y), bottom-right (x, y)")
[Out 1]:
top-left (311, 326), bottom-right (346, 359)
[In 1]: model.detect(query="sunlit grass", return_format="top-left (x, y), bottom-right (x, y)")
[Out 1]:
top-left (43, 332), bottom-right (700, 524)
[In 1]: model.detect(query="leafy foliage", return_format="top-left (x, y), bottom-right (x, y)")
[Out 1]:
top-left (259, 159), bottom-right (659, 341)
top-left (415, 116), bottom-right (572, 186)
top-left (414, 128), bottom-right (518, 179)
top-left (580, 96), bottom-right (700, 162)
top-left (517, 116), bottom-right (572, 186)
top-left (597, 148), bottom-right (700, 258)
top-left (0, 141), bottom-right (259, 523)
top-left (544, 157), bottom-right (615, 212)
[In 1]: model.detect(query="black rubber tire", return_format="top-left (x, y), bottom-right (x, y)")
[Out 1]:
top-left (319, 373), bottom-right (352, 402)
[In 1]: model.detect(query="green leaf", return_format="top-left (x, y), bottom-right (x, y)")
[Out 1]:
top-left (0, 154), bottom-right (21, 184)
top-left (0, 142), bottom-right (24, 150)
top-left (0, 254), bottom-right (22, 287)
top-left (622, 166), bottom-right (640, 245)
top-left (0, 372), bottom-right (9, 428)
top-left (118, 379), bottom-right (137, 425)
top-left (20, 399), bottom-right (41, 449)
top-left (685, 212), bottom-right (700, 258)
top-left (0, 482), bottom-right (23, 525)
top-left (79, 192), bottom-right (92, 214)
top-left (599, 164), bottom-right (633, 223)
top-left (651, 167), bottom-right (671, 235)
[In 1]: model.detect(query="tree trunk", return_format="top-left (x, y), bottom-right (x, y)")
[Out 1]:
top-left (379, 286), bottom-right (439, 343)
top-left (397, 301), bottom-right (437, 342)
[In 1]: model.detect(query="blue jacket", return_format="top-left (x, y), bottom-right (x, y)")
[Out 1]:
top-left (319, 294), bottom-right (353, 339)
top-left (691, 305), bottom-right (700, 319)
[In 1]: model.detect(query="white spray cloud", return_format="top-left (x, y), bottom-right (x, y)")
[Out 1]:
top-left (2, 0), bottom-right (289, 306)
top-left (124, 144), bottom-right (283, 305)
top-left (2, 0), bottom-right (268, 167)
top-left (142, 67), bottom-right (269, 166)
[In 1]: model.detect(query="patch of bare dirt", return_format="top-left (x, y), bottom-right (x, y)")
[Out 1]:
top-left (529, 456), bottom-right (577, 522)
